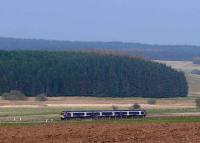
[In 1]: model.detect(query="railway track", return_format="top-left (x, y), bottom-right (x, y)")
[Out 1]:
top-left (1, 112), bottom-right (200, 124)
top-left (147, 112), bottom-right (200, 118)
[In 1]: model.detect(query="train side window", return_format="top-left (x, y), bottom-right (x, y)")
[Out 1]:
top-left (86, 112), bottom-right (93, 116)
top-left (102, 112), bottom-right (112, 116)
top-left (74, 112), bottom-right (84, 116)
top-left (129, 112), bottom-right (134, 115)
top-left (93, 112), bottom-right (100, 116)
top-left (129, 112), bottom-right (139, 115)
top-left (141, 111), bottom-right (145, 115)
top-left (121, 112), bottom-right (127, 115)
top-left (114, 112), bottom-right (120, 116)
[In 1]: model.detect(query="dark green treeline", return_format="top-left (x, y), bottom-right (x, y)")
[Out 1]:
top-left (0, 51), bottom-right (188, 97)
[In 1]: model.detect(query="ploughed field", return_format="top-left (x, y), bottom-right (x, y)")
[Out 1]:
top-left (1, 122), bottom-right (200, 143)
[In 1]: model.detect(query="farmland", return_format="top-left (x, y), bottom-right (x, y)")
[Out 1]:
top-left (0, 60), bottom-right (200, 143)
top-left (1, 120), bottom-right (200, 143)
top-left (0, 60), bottom-right (200, 123)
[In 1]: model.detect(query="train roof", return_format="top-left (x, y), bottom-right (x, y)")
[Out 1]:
top-left (61, 109), bottom-right (146, 112)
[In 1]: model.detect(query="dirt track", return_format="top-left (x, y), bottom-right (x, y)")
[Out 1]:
top-left (1, 123), bottom-right (200, 143)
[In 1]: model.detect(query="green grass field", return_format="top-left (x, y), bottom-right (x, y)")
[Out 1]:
top-left (1, 107), bottom-right (200, 124)
top-left (1, 116), bottom-right (200, 128)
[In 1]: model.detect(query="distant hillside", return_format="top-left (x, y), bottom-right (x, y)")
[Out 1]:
top-left (0, 37), bottom-right (200, 60)
top-left (0, 51), bottom-right (188, 97)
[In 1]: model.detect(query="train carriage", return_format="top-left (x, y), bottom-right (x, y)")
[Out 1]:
top-left (60, 110), bottom-right (146, 120)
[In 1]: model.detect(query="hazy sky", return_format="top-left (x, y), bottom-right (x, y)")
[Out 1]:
top-left (0, 0), bottom-right (200, 45)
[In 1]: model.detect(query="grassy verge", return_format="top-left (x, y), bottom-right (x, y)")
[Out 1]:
top-left (147, 108), bottom-right (200, 114)
top-left (1, 107), bottom-right (200, 117)
top-left (1, 116), bottom-right (200, 128)
top-left (1, 107), bottom-right (200, 124)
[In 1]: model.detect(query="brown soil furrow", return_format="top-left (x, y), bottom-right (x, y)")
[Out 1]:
top-left (0, 123), bottom-right (200, 143)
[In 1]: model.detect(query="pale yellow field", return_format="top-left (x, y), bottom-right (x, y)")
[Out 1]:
top-left (0, 96), bottom-right (196, 110)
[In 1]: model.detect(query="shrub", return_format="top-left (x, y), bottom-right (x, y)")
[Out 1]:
top-left (1, 90), bottom-right (27, 100)
top-left (35, 93), bottom-right (48, 101)
top-left (147, 99), bottom-right (157, 105)
top-left (129, 103), bottom-right (141, 110)
top-left (195, 98), bottom-right (200, 108)
top-left (112, 105), bottom-right (119, 110)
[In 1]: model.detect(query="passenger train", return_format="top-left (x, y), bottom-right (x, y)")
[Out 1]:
top-left (60, 110), bottom-right (146, 120)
